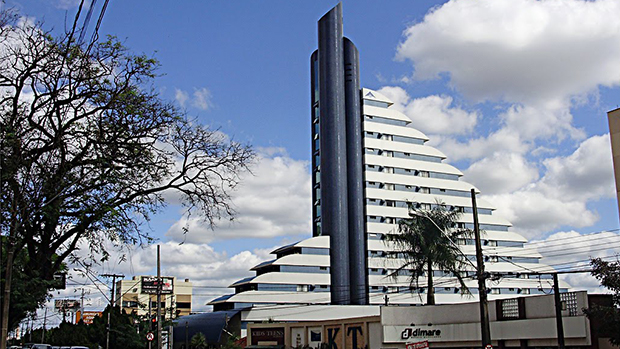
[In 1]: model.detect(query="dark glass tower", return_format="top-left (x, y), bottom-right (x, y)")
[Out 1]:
top-left (310, 4), bottom-right (368, 306)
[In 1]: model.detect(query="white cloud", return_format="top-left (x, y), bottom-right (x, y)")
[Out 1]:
top-left (397, 0), bottom-right (620, 105)
top-left (379, 86), bottom-right (479, 135)
top-left (463, 153), bottom-right (539, 194)
top-left (175, 88), bottom-right (189, 107)
top-left (174, 87), bottom-right (212, 111)
top-left (529, 230), bottom-right (620, 293)
top-left (435, 128), bottom-right (528, 162)
top-left (500, 104), bottom-right (585, 142)
top-left (537, 134), bottom-right (615, 202)
top-left (478, 135), bottom-right (614, 237)
top-left (484, 191), bottom-right (598, 237)
top-left (166, 148), bottom-right (311, 244)
top-left (192, 87), bottom-right (212, 111)
top-left (55, 240), bottom-right (280, 317)
top-left (54, 0), bottom-right (83, 10)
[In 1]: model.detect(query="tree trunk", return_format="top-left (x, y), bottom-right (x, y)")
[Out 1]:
top-left (0, 248), bottom-right (14, 349)
top-left (426, 259), bottom-right (435, 305)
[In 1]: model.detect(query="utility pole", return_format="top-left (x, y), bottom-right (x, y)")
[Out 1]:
top-left (148, 297), bottom-right (152, 349)
top-left (471, 189), bottom-right (491, 348)
top-left (157, 245), bottom-right (162, 349)
top-left (40, 307), bottom-right (47, 343)
top-left (553, 273), bottom-right (565, 349)
top-left (82, 289), bottom-right (86, 319)
top-left (101, 273), bottom-right (124, 349)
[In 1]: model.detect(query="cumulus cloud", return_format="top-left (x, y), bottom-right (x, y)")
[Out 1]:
top-left (54, 240), bottom-right (280, 319)
top-left (166, 148), bottom-right (311, 244)
top-left (192, 87), bottom-right (212, 110)
top-left (386, 1), bottom-right (618, 242)
top-left (480, 135), bottom-right (614, 237)
top-left (537, 135), bottom-right (615, 201)
top-left (397, 0), bottom-right (620, 105)
top-left (528, 230), bottom-right (620, 293)
top-left (434, 129), bottom-right (529, 162)
top-left (175, 88), bottom-right (189, 107)
top-left (174, 87), bottom-right (212, 111)
top-left (379, 86), bottom-right (478, 135)
top-left (463, 153), bottom-right (539, 194)
top-left (500, 104), bottom-right (585, 143)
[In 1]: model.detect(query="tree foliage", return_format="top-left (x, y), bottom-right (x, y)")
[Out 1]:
top-left (585, 258), bottom-right (620, 346)
top-left (25, 306), bottom-right (145, 349)
top-left (0, 9), bottom-right (254, 328)
top-left (1, 239), bottom-right (59, 331)
top-left (386, 202), bottom-right (472, 305)
top-left (190, 332), bottom-right (207, 349)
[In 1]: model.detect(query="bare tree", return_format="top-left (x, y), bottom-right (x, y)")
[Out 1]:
top-left (0, 9), bottom-right (254, 344)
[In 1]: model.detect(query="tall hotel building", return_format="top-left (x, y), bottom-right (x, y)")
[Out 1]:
top-left (210, 5), bottom-right (564, 311)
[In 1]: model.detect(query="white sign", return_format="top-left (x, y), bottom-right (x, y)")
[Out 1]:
top-left (383, 324), bottom-right (481, 343)
top-left (146, 332), bottom-right (154, 341)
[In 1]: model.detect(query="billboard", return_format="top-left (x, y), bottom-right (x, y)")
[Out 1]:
top-left (75, 311), bottom-right (102, 325)
top-left (141, 276), bottom-right (174, 294)
top-left (54, 299), bottom-right (80, 312)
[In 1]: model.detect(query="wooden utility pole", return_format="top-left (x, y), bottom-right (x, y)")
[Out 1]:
top-left (41, 307), bottom-right (47, 343)
top-left (471, 189), bottom-right (491, 348)
top-left (157, 245), bottom-right (162, 349)
top-left (553, 273), bottom-right (565, 349)
top-left (101, 273), bottom-right (124, 349)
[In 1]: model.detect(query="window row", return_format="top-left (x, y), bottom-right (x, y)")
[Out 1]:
top-left (363, 99), bottom-right (390, 108)
top-left (364, 115), bottom-right (408, 126)
top-left (365, 215), bottom-right (509, 232)
top-left (365, 199), bottom-right (493, 216)
top-left (363, 162), bottom-right (459, 181)
top-left (365, 150), bottom-right (442, 163)
top-left (237, 283), bottom-right (564, 296)
top-left (364, 132), bottom-right (425, 145)
top-left (365, 179), bottom-right (470, 198)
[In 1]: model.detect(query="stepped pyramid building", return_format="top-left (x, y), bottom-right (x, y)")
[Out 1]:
top-left (210, 4), bottom-right (564, 311)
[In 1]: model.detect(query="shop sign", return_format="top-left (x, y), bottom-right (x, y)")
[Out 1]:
top-left (345, 323), bottom-right (365, 349)
top-left (141, 276), bottom-right (173, 294)
top-left (251, 327), bottom-right (285, 346)
top-left (75, 311), bottom-right (102, 325)
top-left (401, 327), bottom-right (442, 340)
top-left (54, 299), bottom-right (80, 311)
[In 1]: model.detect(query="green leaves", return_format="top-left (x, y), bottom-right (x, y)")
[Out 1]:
top-left (386, 201), bottom-right (472, 304)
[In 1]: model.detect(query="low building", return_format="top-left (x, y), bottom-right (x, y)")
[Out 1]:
top-left (235, 291), bottom-right (614, 349)
top-left (116, 276), bottom-right (193, 319)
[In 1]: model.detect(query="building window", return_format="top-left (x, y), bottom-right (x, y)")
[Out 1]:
top-left (176, 302), bottom-right (191, 309)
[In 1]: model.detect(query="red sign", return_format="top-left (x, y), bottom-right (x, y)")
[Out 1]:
top-left (146, 332), bottom-right (155, 341)
top-left (75, 311), bottom-right (102, 325)
top-left (407, 340), bottom-right (430, 349)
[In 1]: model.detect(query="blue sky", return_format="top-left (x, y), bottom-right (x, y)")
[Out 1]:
top-left (9, 0), bottom-right (620, 318)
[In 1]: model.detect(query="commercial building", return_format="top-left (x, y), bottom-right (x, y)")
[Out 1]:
top-left (241, 292), bottom-right (614, 349)
top-left (210, 2), bottom-right (563, 312)
top-left (116, 276), bottom-right (193, 319)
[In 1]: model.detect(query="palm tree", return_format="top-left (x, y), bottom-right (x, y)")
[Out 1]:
top-left (386, 201), bottom-right (472, 305)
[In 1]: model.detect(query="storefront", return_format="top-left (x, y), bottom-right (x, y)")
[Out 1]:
top-left (244, 292), bottom-right (614, 349)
